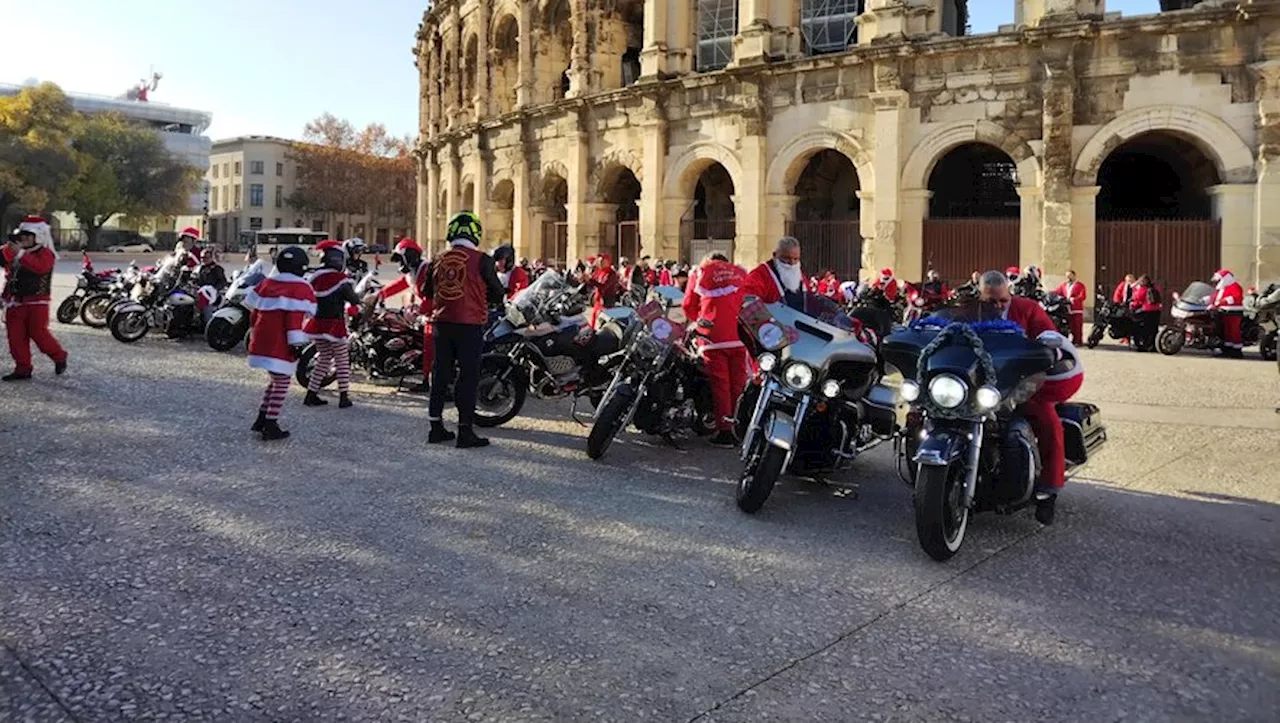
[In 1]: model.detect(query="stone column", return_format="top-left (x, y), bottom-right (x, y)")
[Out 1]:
top-left (1017, 186), bottom-right (1043, 270)
top-left (856, 190), bottom-right (875, 276)
top-left (898, 190), bottom-right (931, 282)
top-left (1252, 60), bottom-right (1280, 284)
top-left (765, 194), bottom-right (799, 258)
top-left (733, 0), bottom-right (772, 66)
top-left (1039, 42), bottom-right (1076, 281)
top-left (475, 0), bottom-right (491, 120)
top-left (566, 130), bottom-right (591, 265)
top-left (517, 1), bottom-right (535, 108)
top-left (867, 87), bottom-right (909, 280)
top-left (513, 161), bottom-right (531, 259)
top-left (1211, 185), bottom-right (1259, 281)
top-left (738, 109), bottom-right (770, 268)
top-left (666, 0), bottom-right (695, 76)
top-left (639, 98), bottom-right (667, 258)
top-left (444, 148), bottom-right (460, 235)
top-left (472, 140), bottom-right (489, 232)
top-left (422, 151), bottom-right (439, 245)
top-left (567, 0), bottom-right (591, 97)
top-left (640, 0), bottom-right (670, 79)
top-left (1069, 186), bottom-right (1100, 315)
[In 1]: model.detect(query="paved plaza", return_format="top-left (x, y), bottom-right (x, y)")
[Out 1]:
top-left (1, 265), bottom-right (1277, 722)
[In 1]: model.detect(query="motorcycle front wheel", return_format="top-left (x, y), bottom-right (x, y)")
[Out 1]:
top-left (79, 293), bottom-right (114, 328)
top-left (737, 439), bottom-right (786, 514)
top-left (1086, 324), bottom-right (1105, 349)
top-left (294, 343), bottom-right (335, 388)
top-left (1261, 330), bottom-right (1278, 362)
top-left (206, 317), bottom-right (244, 352)
top-left (474, 356), bottom-right (526, 428)
top-left (56, 297), bottom-right (80, 324)
top-left (586, 384), bottom-right (635, 460)
top-left (913, 463), bottom-right (969, 562)
top-left (110, 311), bottom-right (150, 343)
top-left (1156, 327), bottom-right (1184, 356)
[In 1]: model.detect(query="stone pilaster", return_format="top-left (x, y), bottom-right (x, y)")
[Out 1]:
top-left (422, 150), bottom-right (439, 246)
top-left (1211, 185), bottom-right (1260, 282)
top-left (517, 1), bottom-right (535, 108)
top-left (765, 194), bottom-right (799, 259)
top-left (868, 85), bottom-right (909, 280)
top-left (474, 0), bottom-right (491, 120)
top-left (1069, 186), bottom-right (1099, 313)
top-left (1252, 60), bottom-right (1280, 284)
top-left (1039, 41), bottom-right (1076, 279)
top-left (1017, 186), bottom-right (1044, 272)
top-left (857, 0), bottom-right (935, 42)
top-left (566, 127), bottom-right (591, 264)
top-left (733, 0), bottom-right (772, 66)
top-left (639, 0), bottom-right (670, 79)
top-left (567, 0), bottom-right (591, 97)
top-left (1016, 0), bottom-right (1104, 27)
top-left (638, 96), bottom-right (668, 258)
top-left (738, 83), bottom-right (770, 268)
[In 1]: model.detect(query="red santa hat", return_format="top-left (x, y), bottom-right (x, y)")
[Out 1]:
top-left (14, 215), bottom-right (57, 259)
top-left (1005, 266), bottom-right (1021, 279)
top-left (1212, 269), bottom-right (1235, 287)
top-left (178, 226), bottom-right (202, 241)
top-left (879, 268), bottom-right (893, 280)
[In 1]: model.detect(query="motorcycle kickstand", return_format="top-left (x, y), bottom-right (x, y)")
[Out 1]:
top-left (569, 395), bottom-right (590, 427)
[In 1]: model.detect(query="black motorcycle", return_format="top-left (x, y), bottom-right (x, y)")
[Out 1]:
top-left (847, 284), bottom-right (904, 341)
top-left (56, 262), bottom-right (120, 324)
top-left (586, 297), bottom-right (713, 460)
top-left (1086, 284), bottom-right (1137, 348)
top-left (883, 304), bottom-right (1107, 561)
top-left (79, 261), bottom-right (143, 328)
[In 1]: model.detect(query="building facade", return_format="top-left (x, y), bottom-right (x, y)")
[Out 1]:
top-left (207, 136), bottom-right (414, 249)
top-left (415, 0), bottom-right (1280, 304)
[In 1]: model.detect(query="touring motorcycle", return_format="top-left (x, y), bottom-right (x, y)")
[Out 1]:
top-left (205, 260), bottom-right (270, 351)
top-left (56, 257), bottom-right (121, 324)
top-left (733, 294), bottom-right (896, 513)
top-left (1157, 281), bottom-right (1267, 356)
top-left (901, 282), bottom-right (953, 324)
top-left (883, 304), bottom-right (1107, 561)
top-left (1086, 283), bottom-right (1138, 348)
top-left (1246, 282), bottom-right (1279, 362)
top-left (586, 289), bottom-right (710, 460)
top-left (847, 284), bottom-right (905, 341)
top-left (109, 257), bottom-right (215, 343)
top-left (473, 270), bottom-right (634, 428)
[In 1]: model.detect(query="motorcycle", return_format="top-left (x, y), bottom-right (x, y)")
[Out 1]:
top-left (56, 258), bottom-right (120, 324)
top-left (1086, 284), bottom-right (1137, 348)
top-left (1157, 281), bottom-right (1265, 356)
top-left (883, 304), bottom-right (1107, 561)
top-left (473, 270), bottom-right (633, 428)
top-left (1245, 282), bottom-right (1279, 362)
top-left (848, 284), bottom-right (905, 341)
top-left (295, 273), bottom-right (410, 388)
top-left (1037, 291), bottom-right (1073, 338)
top-left (586, 290), bottom-right (710, 460)
top-left (902, 282), bottom-right (952, 324)
top-left (733, 293), bottom-right (893, 513)
top-left (109, 258), bottom-right (214, 343)
top-left (206, 260), bottom-right (270, 351)
top-left (78, 261), bottom-right (143, 328)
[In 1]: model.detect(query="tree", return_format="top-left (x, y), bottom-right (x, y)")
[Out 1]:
top-left (0, 83), bottom-right (80, 230)
top-left (62, 113), bottom-right (198, 248)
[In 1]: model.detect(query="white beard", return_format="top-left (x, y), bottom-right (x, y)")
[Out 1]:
top-left (776, 262), bottom-right (803, 293)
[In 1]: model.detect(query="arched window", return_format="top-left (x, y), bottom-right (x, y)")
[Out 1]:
top-left (801, 0), bottom-right (862, 55)
top-left (697, 0), bottom-right (737, 71)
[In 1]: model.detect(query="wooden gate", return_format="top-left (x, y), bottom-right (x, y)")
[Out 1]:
top-left (540, 220), bottom-right (569, 268)
top-left (599, 220), bottom-right (641, 261)
top-left (679, 219), bottom-right (735, 263)
top-left (1096, 220), bottom-right (1221, 320)
top-left (786, 220), bottom-right (861, 280)
top-left (922, 219), bottom-right (1020, 285)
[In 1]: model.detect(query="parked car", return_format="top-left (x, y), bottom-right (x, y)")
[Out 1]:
top-left (106, 242), bottom-right (155, 253)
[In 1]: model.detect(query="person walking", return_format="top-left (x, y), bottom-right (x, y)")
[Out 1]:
top-left (2, 216), bottom-right (68, 381)
top-left (245, 247), bottom-right (317, 441)
top-left (425, 211), bottom-right (506, 448)
top-left (1130, 275), bottom-right (1163, 352)
top-left (303, 241), bottom-right (361, 408)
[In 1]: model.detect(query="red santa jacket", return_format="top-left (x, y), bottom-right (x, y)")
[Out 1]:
top-left (245, 274), bottom-right (317, 375)
top-left (1130, 284), bottom-right (1162, 313)
top-left (1211, 279), bottom-right (1244, 312)
top-left (1, 245), bottom-right (56, 305)
top-left (1112, 282), bottom-right (1134, 305)
top-left (1055, 280), bottom-right (1086, 314)
top-left (587, 264), bottom-right (621, 326)
top-left (380, 261), bottom-right (434, 316)
top-left (1005, 296), bottom-right (1057, 339)
top-left (505, 265), bottom-right (530, 299)
top-left (872, 278), bottom-right (901, 301)
top-left (682, 259), bottom-right (747, 348)
top-left (304, 268), bottom-right (360, 341)
top-left (743, 260), bottom-right (807, 309)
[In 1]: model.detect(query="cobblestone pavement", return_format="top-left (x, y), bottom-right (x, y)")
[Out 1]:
top-left (1, 270), bottom-right (1277, 722)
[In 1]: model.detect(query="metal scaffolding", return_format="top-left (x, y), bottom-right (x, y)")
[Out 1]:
top-left (801, 0), bottom-right (862, 55)
top-left (697, 0), bottom-right (738, 71)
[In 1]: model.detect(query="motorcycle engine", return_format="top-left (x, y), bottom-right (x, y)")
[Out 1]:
top-left (993, 418), bottom-right (1040, 508)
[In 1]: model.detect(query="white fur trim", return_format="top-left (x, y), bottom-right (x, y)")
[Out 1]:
top-left (248, 355), bottom-right (298, 375)
top-left (694, 283), bottom-right (739, 299)
top-left (244, 291), bottom-right (317, 315)
top-left (287, 329), bottom-right (310, 345)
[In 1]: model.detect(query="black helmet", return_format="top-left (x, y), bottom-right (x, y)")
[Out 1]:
top-left (275, 246), bottom-right (308, 276)
top-left (493, 244), bottom-right (515, 270)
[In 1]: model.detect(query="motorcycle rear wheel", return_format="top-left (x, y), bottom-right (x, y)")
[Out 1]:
top-left (110, 311), bottom-right (150, 343)
top-left (474, 356), bottom-right (526, 428)
top-left (1262, 330), bottom-right (1278, 362)
top-left (79, 293), bottom-right (113, 328)
top-left (56, 297), bottom-right (80, 325)
top-left (1086, 324), bottom-right (1105, 349)
top-left (206, 317), bottom-right (244, 352)
top-left (737, 440), bottom-right (786, 514)
top-left (294, 343), bottom-right (336, 388)
top-left (586, 385), bottom-right (634, 460)
top-left (1156, 327), bottom-right (1184, 356)
top-left (914, 463), bottom-right (969, 562)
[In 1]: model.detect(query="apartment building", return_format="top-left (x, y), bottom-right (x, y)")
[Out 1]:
top-left (207, 135), bottom-right (413, 249)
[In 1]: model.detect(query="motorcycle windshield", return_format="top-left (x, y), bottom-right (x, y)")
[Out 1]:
top-left (1179, 281), bottom-right (1214, 306)
top-left (511, 269), bottom-right (564, 308)
top-left (803, 293), bottom-right (855, 331)
top-left (231, 261), bottom-right (268, 294)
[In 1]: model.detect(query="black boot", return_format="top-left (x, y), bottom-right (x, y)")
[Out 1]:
top-left (456, 426), bottom-right (489, 449)
top-left (304, 391), bottom-right (329, 406)
top-left (1034, 492), bottom-right (1057, 526)
top-left (251, 411), bottom-right (268, 432)
top-left (260, 419), bottom-right (291, 441)
top-left (428, 422), bottom-right (456, 444)
top-left (1, 371), bottom-right (32, 382)
top-left (54, 357), bottom-right (68, 376)
top-left (709, 430), bottom-right (737, 448)
top-left (338, 392), bottom-right (353, 409)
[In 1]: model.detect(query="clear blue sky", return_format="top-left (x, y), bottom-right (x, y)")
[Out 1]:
top-left (4, 0), bottom-right (1163, 142)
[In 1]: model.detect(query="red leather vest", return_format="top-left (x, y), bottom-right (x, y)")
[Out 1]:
top-left (432, 246), bottom-right (487, 325)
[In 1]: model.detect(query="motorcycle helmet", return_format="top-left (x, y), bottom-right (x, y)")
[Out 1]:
top-left (343, 237), bottom-right (366, 258)
top-left (199, 248), bottom-right (216, 264)
top-left (275, 246), bottom-right (308, 277)
top-left (493, 244), bottom-right (515, 271)
top-left (391, 238), bottom-right (423, 273)
top-left (315, 240), bottom-right (346, 271)
top-left (446, 210), bottom-right (483, 244)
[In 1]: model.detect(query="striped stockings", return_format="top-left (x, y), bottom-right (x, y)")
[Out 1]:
top-left (307, 338), bottom-right (351, 394)
top-left (260, 373), bottom-right (291, 420)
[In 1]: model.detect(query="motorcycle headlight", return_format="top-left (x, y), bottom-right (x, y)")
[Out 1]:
top-left (975, 385), bottom-right (1001, 410)
top-left (900, 380), bottom-right (920, 402)
top-left (758, 352), bottom-right (778, 372)
top-left (783, 363), bottom-right (814, 391)
top-left (928, 374), bottom-right (968, 409)
top-left (820, 379), bottom-right (841, 399)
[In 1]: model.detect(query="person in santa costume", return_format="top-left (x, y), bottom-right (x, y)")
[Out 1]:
top-left (379, 238), bottom-right (434, 392)
top-left (682, 252), bottom-right (749, 447)
top-left (303, 241), bottom-right (362, 408)
top-left (585, 253), bottom-right (621, 327)
top-left (245, 247), bottom-right (317, 440)
top-left (743, 236), bottom-right (806, 311)
top-left (2, 216), bottom-right (68, 381)
top-left (870, 268), bottom-right (901, 301)
top-left (1054, 269), bottom-right (1087, 345)
top-left (493, 245), bottom-right (528, 300)
top-left (174, 227), bottom-right (204, 268)
top-left (1210, 268), bottom-right (1245, 358)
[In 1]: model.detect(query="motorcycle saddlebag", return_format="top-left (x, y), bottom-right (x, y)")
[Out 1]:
top-left (1058, 402), bottom-right (1106, 467)
top-left (862, 382), bottom-right (905, 438)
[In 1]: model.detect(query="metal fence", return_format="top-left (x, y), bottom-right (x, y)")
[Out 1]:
top-left (1096, 219), bottom-right (1221, 322)
top-left (922, 218), bottom-right (1020, 285)
top-left (786, 219), bottom-right (861, 279)
top-left (679, 219), bottom-right (736, 263)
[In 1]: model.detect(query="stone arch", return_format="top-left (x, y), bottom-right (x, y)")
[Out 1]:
top-left (489, 3), bottom-right (520, 47)
top-left (767, 129), bottom-right (874, 196)
top-left (590, 148), bottom-right (645, 202)
top-left (902, 120), bottom-right (1041, 190)
top-left (1073, 105), bottom-right (1255, 186)
top-left (663, 142), bottom-right (745, 200)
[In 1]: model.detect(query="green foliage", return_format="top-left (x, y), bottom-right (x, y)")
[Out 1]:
top-left (0, 83), bottom-right (80, 227)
